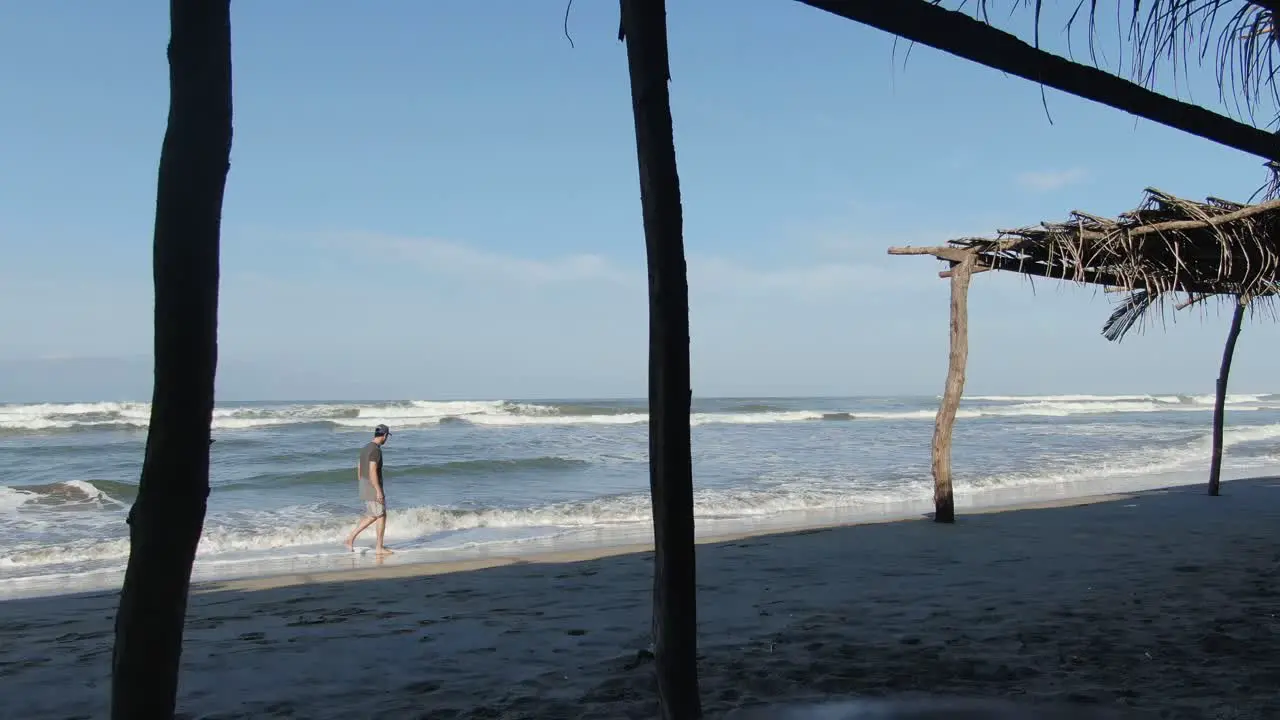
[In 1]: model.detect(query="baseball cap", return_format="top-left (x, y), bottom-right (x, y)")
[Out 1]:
top-left (374, 424), bottom-right (392, 437)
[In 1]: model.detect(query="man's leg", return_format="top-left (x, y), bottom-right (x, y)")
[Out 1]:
top-left (374, 512), bottom-right (393, 555)
top-left (345, 514), bottom-right (377, 551)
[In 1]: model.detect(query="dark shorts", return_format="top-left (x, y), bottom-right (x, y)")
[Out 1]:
top-left (363, 499), bottom-right (386, 518)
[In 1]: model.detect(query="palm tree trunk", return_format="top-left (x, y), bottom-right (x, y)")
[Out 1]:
top-left (932, 255), bottom-right (974, 523)
top-left (1208, 298), bottom-right (1246, 497)
top-left (619, 1), bottom-right (701, 718)
top-left (111, 1), bottom-right (232, 717)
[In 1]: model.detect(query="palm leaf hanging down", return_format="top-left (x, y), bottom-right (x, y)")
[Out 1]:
top-left (1102, 288), bottom-right (1160, 342)
top-left (954, 1), bottom-right (1280, 122)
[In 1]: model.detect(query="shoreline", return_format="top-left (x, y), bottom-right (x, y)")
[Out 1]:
top-left (0, 469), bottom-right (1242, 602)
top-left (201, 484), bottom-right (1154, 596)
top-left (4, 476), bottom-right (1182, 603)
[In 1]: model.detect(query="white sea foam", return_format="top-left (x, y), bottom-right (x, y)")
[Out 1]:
top-left (965, 392), bottom-right (1267, 405)
top-left (5, 419), bottom-right (1280, 583)
top-left (5, 390), bottom-right (1280, 600)
top-left (0, 486), bottom-right (34, 512)
top-left (0, 401), bottom-right (152, 430)
top-left (0, 393), bottom-right (1273, 432)
top-left (965, 420), bottom-right (1280, 490)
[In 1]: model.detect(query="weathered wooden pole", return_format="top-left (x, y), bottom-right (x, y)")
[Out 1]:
top-left (111, 1), bottom-right (231, 717)
top-left (932, 254), bottom-right (975, 523)
top-left (1208, 297), bottom-right (1247, 496)
top-left (618, 1), bottom-right (702, 718)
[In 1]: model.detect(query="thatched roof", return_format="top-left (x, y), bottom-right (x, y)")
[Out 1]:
top-left (888, 189), bottom-right (1280, 338)
top-left (891, 189), bottom-right (1280, 295)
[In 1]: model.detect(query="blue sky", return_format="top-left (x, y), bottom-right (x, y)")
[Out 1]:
top-left (0, 0), bottom-right (1274, 401)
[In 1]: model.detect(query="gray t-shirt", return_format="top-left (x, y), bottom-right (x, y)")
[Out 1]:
top-left (358, 441), bottom-right (384, 501)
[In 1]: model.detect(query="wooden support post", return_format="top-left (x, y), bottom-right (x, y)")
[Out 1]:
top-left (1208, 298), bottom-right (1247, 497)
top-left (111, 1), bottom-right (231, 717)
top-left (619, 2), bottom-right (702, 718)
top-left (932, 255), bottom-right (975, 523)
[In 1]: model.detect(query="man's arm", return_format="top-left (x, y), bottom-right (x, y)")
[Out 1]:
top-left (368, 460), bottom-right (383, 500)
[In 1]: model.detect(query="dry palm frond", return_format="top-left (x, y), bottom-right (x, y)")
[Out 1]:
top-left (1102, 288), bottom-right (1161, 340)
top-left (1256, 159), bottom-right (1280, 199)
top-left (945, 0), bottom-right (1280, 122)
top-left (948, 188), bottom-right (1280, 297)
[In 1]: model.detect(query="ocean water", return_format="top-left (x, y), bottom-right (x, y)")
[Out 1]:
top-left (3, 393), bottom-right (1280, 599)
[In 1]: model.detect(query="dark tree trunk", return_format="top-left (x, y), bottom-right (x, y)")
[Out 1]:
top-left (932, 256), bottom-right (974, 524)
top-left (111, 1), bottom-right (232, 718)
top-left (619, 2), bottom-right (702, 718)
top-left (1208, 299), bottom-right (1246, 497)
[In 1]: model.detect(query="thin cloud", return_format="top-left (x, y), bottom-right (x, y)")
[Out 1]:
top-left (322, 231), bottom-right (932, 300)
top-left (1016, 168), bottom-right (1087, 192)
top-left (342, 232), bottom-right (634, 286)
top-left (812, 227), bottom-right (993, 256)
top-left (688, 255), bottom-right (933, 300)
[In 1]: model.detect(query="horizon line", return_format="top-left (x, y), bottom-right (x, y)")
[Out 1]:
top-left (2, 391), bottom-right (1269, 406)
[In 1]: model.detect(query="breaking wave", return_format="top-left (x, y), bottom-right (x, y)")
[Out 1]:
top-left (6, 418), bottom-right (1280, 578)
top-left (1, 393), bottom-right (1273, 433)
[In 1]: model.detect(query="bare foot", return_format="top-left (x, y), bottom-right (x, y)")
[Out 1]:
top-left (344, 536), bottom-right (355, 552)
top-left (375, 546), bottom-right (395, 556)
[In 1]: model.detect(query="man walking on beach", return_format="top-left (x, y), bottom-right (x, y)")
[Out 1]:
top-left (345, 424), bottom-right (394, 556)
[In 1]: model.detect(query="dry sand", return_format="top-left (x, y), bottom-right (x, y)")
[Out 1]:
top-left (4, 479), bottom-right (1280, 719)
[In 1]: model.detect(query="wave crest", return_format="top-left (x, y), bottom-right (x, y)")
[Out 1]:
top-left (0, 392), bottom-right (1273, 433)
